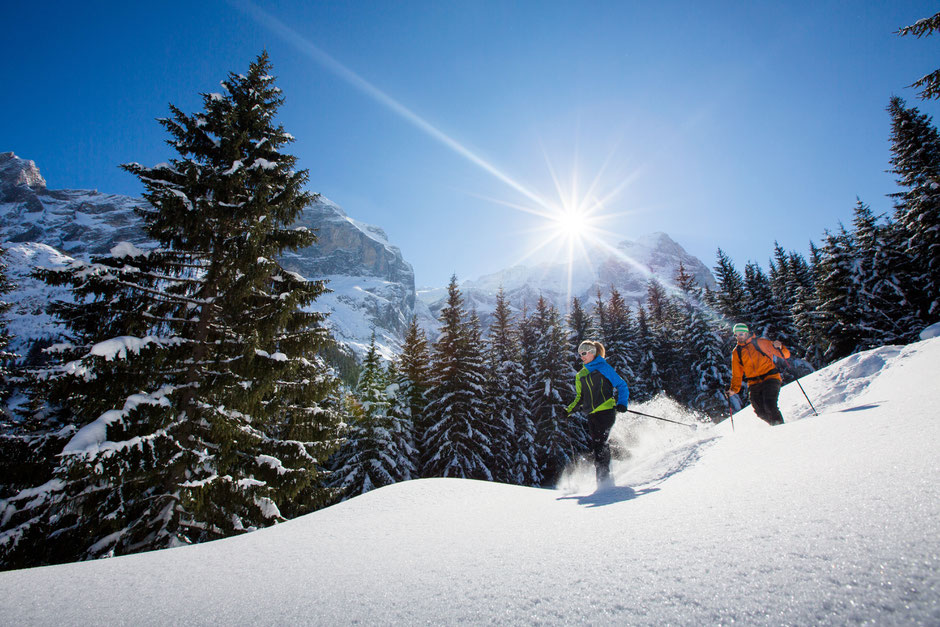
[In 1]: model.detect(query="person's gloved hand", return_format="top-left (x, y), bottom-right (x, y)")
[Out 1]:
top-left (615, 404), bottom-right (627, 413)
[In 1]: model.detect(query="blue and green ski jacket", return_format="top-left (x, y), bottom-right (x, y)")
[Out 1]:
top-left (566, 356), bottom-right (630, 415)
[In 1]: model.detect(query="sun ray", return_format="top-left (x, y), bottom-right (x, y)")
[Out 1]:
top-left (232, 0), bottom-right (559, 214)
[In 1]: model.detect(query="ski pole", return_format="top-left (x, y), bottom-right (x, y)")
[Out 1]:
top-left (624, 408), bottom-right (696, 428)
top-left (793, 377), bottom-right (818, 416)
top-left (722, 390), bottom-right (735, 432)
top-left (782, 359), bottom-right (818, 416)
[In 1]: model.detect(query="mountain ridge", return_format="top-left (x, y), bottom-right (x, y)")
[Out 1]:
top-left (2, 152), bottom-right (717, 360)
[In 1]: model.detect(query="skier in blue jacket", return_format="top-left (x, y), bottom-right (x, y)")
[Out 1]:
top-left (566, 340), bottom-right (630, 486)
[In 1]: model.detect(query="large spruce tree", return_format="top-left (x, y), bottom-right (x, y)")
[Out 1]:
top-left (528, 296), bottom-right (581, 485)
top-left (712, 248), bottom-right (747, 325)
top-left (599, 286), bottom-right (636, 386)
top-left (422, 276), bottom-right (493, 479)
top-left (486, 289), bottom-right (537, 485)
top-left (674, 265), bottom-right (727, 417)
top-left (888, 96), bottom-right (940, 323)
top-left (0, 53), bottom-right (342, 567)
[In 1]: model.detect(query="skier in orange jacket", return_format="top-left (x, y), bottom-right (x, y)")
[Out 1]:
top-left (726, 323), bottom-right (790, 426)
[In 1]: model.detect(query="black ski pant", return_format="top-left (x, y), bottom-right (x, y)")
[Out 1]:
top-left (587, 408), bottom-right (617, 479)
top-left (749, 378), bottom-right (784, 426)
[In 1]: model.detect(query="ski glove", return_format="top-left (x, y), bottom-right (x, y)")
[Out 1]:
top-left (615, 404), bottom-right (627, 413)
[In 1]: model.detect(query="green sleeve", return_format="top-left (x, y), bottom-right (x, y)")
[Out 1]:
top-left (567, 368), bottom-right (585, 414)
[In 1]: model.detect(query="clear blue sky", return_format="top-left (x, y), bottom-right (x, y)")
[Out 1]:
top-left (3, 1), bottom-right (938, 288)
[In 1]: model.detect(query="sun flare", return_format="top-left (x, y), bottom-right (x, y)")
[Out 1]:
top-left (554, 207), bottom-right (587, 241)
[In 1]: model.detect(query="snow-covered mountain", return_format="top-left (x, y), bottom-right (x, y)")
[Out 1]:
top-left (281, 197), bottom-right (424, 359)
top-left (0, 152), bottom-right (150, 255)
top-left (419, 231), bottom-right (716, 330)
top-left (1, 152), bottom-right (717, 360)
top-left (2, 331), bottom-right (937, 624)
top-left (0, 152), bottom-right (418, 359)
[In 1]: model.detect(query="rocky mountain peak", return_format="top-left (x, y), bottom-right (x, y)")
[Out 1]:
top-left (0, 152), bottom-right (47, 193)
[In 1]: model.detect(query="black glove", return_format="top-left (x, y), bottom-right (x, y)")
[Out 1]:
top-left (615, 404), bottom-right (627, 413)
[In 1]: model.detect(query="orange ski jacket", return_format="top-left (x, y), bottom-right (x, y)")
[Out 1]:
top-left (729, 336), bottom-right (791, 394)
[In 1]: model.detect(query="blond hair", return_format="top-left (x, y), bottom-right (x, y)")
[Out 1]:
top-left (578, 339), bottom-right (605, 358)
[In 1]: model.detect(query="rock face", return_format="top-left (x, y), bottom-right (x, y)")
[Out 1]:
top-left (0, 153), bottom-right (150, 256)
top-left (281, 197), bottom-right (418, 358)
top-left (0, 153), bottom-right (417, 360)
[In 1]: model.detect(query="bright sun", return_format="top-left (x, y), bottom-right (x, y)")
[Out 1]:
top-left (554, 208), bottom-right (585, 241)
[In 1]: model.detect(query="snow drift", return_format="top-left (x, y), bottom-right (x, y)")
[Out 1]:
top-left (0, 337), bottom-right (938, 625)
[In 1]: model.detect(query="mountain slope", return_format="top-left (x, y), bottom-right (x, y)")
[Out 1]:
top-left (1, 337), bottom-right (937, 625)
top-left (0, 152), bottom-right (417, 359)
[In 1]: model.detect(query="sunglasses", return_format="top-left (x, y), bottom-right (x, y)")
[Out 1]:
top-left (579, 350), bottom-right (594, 356)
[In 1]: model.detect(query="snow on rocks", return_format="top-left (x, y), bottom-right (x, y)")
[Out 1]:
top-left (109, 242), bottom-right (149, 259)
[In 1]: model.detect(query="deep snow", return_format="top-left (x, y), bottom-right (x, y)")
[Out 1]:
top-left (0, 338), bottom-right (938, 625)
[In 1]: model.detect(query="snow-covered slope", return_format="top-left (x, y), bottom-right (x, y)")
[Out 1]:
top-left (1, 242), bottom-right (74, 355)
top-left (2, 337), bottom-right (937, 625)
top-left (0, 153), bottom-right (418, 360)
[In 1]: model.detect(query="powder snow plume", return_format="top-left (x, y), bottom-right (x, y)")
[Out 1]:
top-left (556, 394), bottom-right (714, 494)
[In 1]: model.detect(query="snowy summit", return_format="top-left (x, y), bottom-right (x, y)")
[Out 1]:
top-left (1, 335), bottom-right (937, 625)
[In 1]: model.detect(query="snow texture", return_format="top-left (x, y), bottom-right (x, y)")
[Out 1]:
top-left (0, 337), bottom-right (938, 624)
top-left (920, 321), bottom-right (940, 340)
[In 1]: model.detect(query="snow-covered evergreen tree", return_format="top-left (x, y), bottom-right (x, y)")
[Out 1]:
top-left (631, 307), bottom-right (659, 403)
top-left (713, 248), bottom-right (747, 325)
top-left (767, 243), bottom-right (802, 350)
top-left (0, 53), bottom-right (342, 567)
top-left (645, 278), bottom-right (681, 399)
top-left (486, 289), bottom-right (537, 485)
top-left (396, 315), bottom-right (431, 466)
top-left (528, 296), bottom-right (582, 485)
top-left (422, 276), bottom-right (493, 479)
top-left (384, 360), bottom-right (418, 482)
top-left (675, 266), bottom-right (727, 417)
top-left (815, 225), bottom-right (864, 361)
top-left (743, 261), bottom-right (791, 340)
top-left (330, 334), bottom-right (413, 498)
top-left (887, 96), bottom-right (940, 323)
top-left (592, 288), bottom-right (608, 345)
top-left (897, 12), bottom-right (940, 101)
top-left (790, 244), bottom-right (828, 366)
top-left (566, 296), bottom-right (596, 356)
top-left (0, 246), bottom-right (32, 502)
top-left (599, 287), bottom-right (636, 386)
top-left (850, 200), bottom-right (920, 348)
top-left (0, 246), bottom-right (13, 407)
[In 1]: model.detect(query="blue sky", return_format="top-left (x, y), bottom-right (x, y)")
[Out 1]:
top-left (3, 1), bottom-right (939, 288)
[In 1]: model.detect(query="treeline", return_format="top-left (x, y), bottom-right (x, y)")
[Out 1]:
top-left (328, 268), bottom-right (726, 503)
